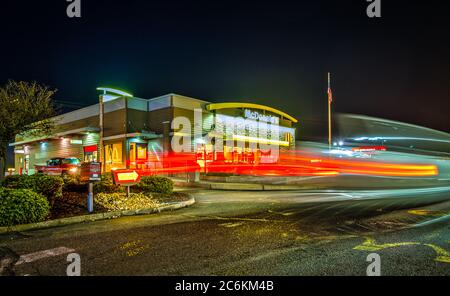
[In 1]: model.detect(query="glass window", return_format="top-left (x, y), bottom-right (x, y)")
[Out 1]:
top-left (129, 142), bottom-right (147, 169)
top-left (105, 142), bottom-right (124, 171)
top-left (47, 158), bottom-right (62, 166)
top-left (137, 143), bottom-right (147, 160)
top-left (62, 158), bottom-right (80, 165)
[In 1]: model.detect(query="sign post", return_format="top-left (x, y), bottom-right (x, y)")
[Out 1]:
top-left (87, 183), bottom-right (94, 213)
top-left (80, 162), bottom-right (102, 214)
top-left (112, 169), bottom-right (141, 197)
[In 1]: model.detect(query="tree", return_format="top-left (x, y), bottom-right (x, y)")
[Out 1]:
top-left (0, 80), bottom-right (57, 179)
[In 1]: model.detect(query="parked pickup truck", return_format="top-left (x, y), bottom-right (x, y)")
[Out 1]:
top-left (35, 157), bottom-right (81, 176)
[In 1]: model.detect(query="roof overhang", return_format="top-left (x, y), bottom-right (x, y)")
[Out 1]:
top-left (205, 102), bottom-right (298, 123)
top-left (103, 132), bottom-right (162, 141)
top-left (9, 127), bottom-right (100, 147)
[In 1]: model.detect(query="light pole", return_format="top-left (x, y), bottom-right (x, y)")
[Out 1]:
top-left (327, 72), bottom-right (333, 151)
top-left (99, 90), bottom-right (105, 172)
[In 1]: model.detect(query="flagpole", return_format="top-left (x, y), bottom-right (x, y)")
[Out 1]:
top-left (328, 72), bottom-right (332, 151)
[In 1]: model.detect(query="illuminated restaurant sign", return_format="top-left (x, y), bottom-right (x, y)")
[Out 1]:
top-left (244, 109), bottom-right (279, 124)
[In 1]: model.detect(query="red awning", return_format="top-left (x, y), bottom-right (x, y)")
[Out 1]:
top-left (83, 145), bottom-right (98, 153)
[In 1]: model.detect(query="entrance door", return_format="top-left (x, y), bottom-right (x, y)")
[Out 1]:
top-left (129, 142), bottom-right (148, 169)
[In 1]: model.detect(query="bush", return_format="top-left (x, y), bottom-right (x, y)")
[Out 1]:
top-left (96, 192), bottom-right (158, 211)
top-left (1, 174), bottom-right (63, 205)
top-left (0, 174), bottom-right (22, 188)
top-left (136, 176), bottom-right (173, 195)
top-left (0, 188), bottom-right (50, 226)
top-left (62, 174), bottom-right (86, 192)
top-left (93, 173), bottom-right (123, 194)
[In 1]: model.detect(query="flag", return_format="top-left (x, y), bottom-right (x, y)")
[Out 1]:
top-left (327, 72), bottom-right (333, 103)
top-left (328, 86), bottom-right (333, 103)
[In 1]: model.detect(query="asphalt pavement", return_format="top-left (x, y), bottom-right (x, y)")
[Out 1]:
top-left (1, 187), bottom-right (449, 275)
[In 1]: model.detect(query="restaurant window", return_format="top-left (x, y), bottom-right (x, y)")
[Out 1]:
top-left (129, 142), bottom-right (147, 169)
top-left (105, 142), bottom-right (123, 171)
top-left (83, 145), bottom-right (98, 162)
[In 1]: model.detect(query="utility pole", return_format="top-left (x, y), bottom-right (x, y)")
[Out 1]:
top-left (99, 90), bottom-right (105, 172)
top-left (327, 72), bottom-right (333, 150)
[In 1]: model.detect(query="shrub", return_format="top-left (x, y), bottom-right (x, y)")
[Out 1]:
top-left (93, 173), bottom-right (123, 194)
top-left (95, 192), bottom-right (158, 211)
top-left (0, 188), bottom-right (50, 226)
top-left (1, 174), bottom-right (63, 205)
top-left (136, 176), bottom-right (173, 195)
top-left (0, 175), bottom-right (22, 188)
top-left (62, 174), bottom-right (86, 192)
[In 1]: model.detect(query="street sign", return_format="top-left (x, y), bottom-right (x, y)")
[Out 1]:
top-left (80, 162), bottom-right (102, 182)
top-left (112, 169), bottom-right (141, 186)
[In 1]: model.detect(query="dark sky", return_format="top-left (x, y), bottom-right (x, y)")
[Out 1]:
top-left (1, 0), bottom-right (450, 134)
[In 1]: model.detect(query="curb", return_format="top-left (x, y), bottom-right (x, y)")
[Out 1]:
top-left (174, 181), bottom-right (304, 191)
top-left (0, 197), bottom-right (196, 235)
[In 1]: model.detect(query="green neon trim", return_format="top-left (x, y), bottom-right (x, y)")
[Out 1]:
top-left (96, 87), bottom-right (133, 97)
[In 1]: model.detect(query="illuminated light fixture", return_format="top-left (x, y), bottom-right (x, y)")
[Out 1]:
top-left (96, 87), bottom-right (133, 97)
top-left (70, 139), bottom-right (83, 145)
top-left (232, 135), bottom-right (290, 147)
top-left (14, 149), bottom-right (25, 154)
top-left (69, 167), bottom-right (78, 173)
top-left (206, 102), bottom-right (298, 123)
top-left (97, 87), bottom-right (133, 103)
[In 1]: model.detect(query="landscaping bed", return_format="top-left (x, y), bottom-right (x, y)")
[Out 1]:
top-left (1, 173), bottom-right (190, 225)
top-left (49, 190), bottom-right (190, 220)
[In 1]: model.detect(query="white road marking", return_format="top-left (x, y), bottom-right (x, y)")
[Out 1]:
top-left (15, 247), bottom-right (75, 265)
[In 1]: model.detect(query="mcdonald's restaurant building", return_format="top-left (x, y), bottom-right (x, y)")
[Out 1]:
top-left (10, 89), bottom-right (297, 175)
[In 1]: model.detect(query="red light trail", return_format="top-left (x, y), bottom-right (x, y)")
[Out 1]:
top-left (133, 151), bottom-right (439, 178)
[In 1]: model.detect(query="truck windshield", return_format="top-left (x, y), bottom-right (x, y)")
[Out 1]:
top-left (63, 158), bottom-right (80, 165)
top-left (47, 159), bottom-right (62, 166)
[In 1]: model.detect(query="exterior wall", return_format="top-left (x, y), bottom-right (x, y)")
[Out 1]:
top-left (148, 107), bottom-right (174, 134)
top-left (127, 109), bottom-right (149, 133)
top-left (103, 109), bottom-right (126, 137)
top-left (10, 92), bottom-right (298, 174)
top-left (57, 116), bottom-right (99, 133)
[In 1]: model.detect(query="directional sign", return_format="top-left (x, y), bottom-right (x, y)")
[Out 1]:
top-left (112, 169), bottom-right (141, 185)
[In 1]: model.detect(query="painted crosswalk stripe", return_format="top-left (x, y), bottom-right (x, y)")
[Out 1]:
top-left (15, 247), bottom-right (75, 265)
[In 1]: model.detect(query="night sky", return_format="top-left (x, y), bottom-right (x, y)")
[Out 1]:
top-left (1, 0), bottom-right (450, 136)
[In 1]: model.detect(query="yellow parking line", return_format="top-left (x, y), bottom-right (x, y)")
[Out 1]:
top-left (353, 237), bottom-right (419, 251)
top-left (423, 244), bottom-right (450, 263)
top-left (354, 237), bottom-right (450, 264)
top-left (408, 210), bottom-right (450, 217)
